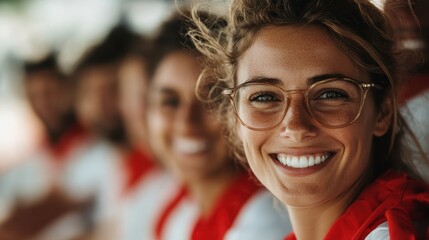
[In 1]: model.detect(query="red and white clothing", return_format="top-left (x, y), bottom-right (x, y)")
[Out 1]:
top-left (154, 172), bottom-right (292, 240)
top-left (0, 124), bottom-right (124, 239)
top-left (122, 147), bottom-right (156, 195)
top-left (119, 168), bottom-right (180, 240)
top-left (398, 74), bottom-right (429, 106)
top-left (284, 170), bottom-right (429, 240)
top-left (401, 89), bottom-right (429, 181)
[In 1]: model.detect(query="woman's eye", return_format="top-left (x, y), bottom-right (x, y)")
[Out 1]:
top-left (249, 92), bottom-right (280, 103)
top-left (317, 89), bottom-right (349, 100)
top-left (161, 97), bottom-right (179, 108)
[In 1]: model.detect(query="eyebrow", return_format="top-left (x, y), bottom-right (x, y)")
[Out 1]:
top-left (308, 73), bottom-right (348, 85)
top-left (151, 87), bottom-right (178, 96)
top-left (243, 73), bottom-right (349, 86)
top-left (243, 77), bottom-right (283, 85)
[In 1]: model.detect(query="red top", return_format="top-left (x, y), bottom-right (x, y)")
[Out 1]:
top-left (123, 148), bottom-right (156, 193)
top-left (155, 172), bottom-right (262, 240)
top-left (398, 74), bottom-right (429, 105)
top-left (46, 123), bottom-right (88, 162)
top-left (285, 170), bottom-right (429, 240)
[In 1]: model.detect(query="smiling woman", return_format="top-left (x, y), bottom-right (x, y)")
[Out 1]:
top-left (190, 0), bottom-right (429, 239)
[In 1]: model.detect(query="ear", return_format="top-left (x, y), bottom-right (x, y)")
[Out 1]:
top-left (373, 96), bottom-right (393, 137)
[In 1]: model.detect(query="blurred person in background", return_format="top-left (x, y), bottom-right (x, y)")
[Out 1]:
top-left (0, 24), bottom-right (141, 239)
top-left (136, 10), bottom-right (292, 240)
top-left (115, 32), bottom-right (176, 240)
top-left (117, 36), bottom-right (158, 195)
top-left (384, 0), bottom-right (429, 103)
top-left (73, 25), bottom-right (130, 148)
top-left (385, 0), bottom-right (429, 181)
top-left (0, 53), bottom-right (97, 240)
top-left (59, 24), bottom-right (159, 239)
top-left (23, 54), bottom-right (78, 146)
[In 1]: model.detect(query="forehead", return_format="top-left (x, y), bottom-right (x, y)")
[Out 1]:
top-left (25, 71), bottom-right (62, 89)
top-left (79, 65), bottom-right (117, 85)
top-left (152, 51), bottom-right (203, 94)
top-left (237, 25), bottom-right (368, 85)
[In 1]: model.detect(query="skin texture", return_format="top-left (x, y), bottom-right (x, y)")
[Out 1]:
top-left (235, 25), bottom-right (391, 239)
top-left (146, 51), bottom-right (236, 207)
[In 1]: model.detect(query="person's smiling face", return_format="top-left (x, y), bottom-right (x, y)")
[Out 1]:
top-left (147, 51), bottom-right (230, 183)
top-left (235, 25), bottom-right (390, 207)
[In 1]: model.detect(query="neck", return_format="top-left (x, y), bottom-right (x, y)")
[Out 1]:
top-left (129, 136), bottom-right (152, 157)
top-left (186, 165), bottom-right (240, 216)
top-left (287, 196), bottom-right (348, 239)
top-left (287, 175), bottom-right (367, 240)
top-left (125, 123), bottom-right (148, 147)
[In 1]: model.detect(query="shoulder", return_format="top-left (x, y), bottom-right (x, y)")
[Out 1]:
top-left (126, 169), bottom-right (179, 204)
top-left (361, 171), bottom-right (429, 239)
top-left (120, 170), bottom-right (182, 240)
top-left (326, 171), bottom-right (429, 239)
top-left (225, 190), bottom-right (292, 240)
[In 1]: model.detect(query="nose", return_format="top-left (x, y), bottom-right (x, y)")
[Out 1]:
top-left (279, 95), bottom-right (317, 142)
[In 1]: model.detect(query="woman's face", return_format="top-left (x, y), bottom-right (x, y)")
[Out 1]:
top-left (235, 25), bottom-right (390, 207)
top-left (147, 51), bottom-right (230, 183)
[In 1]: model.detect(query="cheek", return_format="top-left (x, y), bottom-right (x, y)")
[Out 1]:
top-left (147, 111), bottom-right (171, 153)
top-left (237, 125), bottom-right (264, 165)
top-left (204, 118), bottom-right (229, 158)
top-left (336, 118), bottom-right (376, 175)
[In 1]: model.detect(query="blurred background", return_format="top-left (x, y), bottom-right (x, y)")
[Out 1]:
top-left (0, 0), bottom-right (229, 169)
top-left (0, 0), bottom-right (422, 172)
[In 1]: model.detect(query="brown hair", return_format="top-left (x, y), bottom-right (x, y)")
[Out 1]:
top-left (150, 10), bottom-right (227, 80)
top-left (190, 0), bottom-right (428, 180)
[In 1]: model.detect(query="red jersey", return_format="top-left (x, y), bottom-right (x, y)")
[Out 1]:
top-left (285, 170), bottom-right (429, 240)
top-left (155, 172), bottom-right (292, 240)
top-left (398, 74), bottom-right (429, 105)
top-left (122, 147), bottom-right (156, 195)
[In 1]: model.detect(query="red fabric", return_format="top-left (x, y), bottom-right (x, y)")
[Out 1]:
top-left (123, 148), bottom-right (155, 193)
top-left (398, 74), bottom-right (429, 105)
top-left (324, 170), bottom-right (429, 240)
top-left (46, 123), bottom-right (88, 162)
top-left (155, 172), bottom-right (261, 240)
top-left (190, 172), bottom-right (261, 240)
top-left (155, 187), bottom-right (188, 240)
top-left (284, 170), bottom-right (429, 240)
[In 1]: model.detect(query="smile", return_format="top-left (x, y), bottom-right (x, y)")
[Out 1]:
top-left (276, 153), bottom-right (331, 168)
top-left (173, 138), bottom-right (208, 155)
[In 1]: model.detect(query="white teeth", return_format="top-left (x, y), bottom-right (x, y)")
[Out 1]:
top-left (308, 156), bottom-right (315, 166)
top-left (173, 138), bottom-right (207, 154)
top-left (277, 153), bottom-right (330, 168)
top-left (291, 157), bottom-right (299, 168)
top-left (315, 156), bottom-right (321, 165)
top-left (299, 156), bottom-right (309, 168)
top-left (286, 157), bottom-right (292, 167)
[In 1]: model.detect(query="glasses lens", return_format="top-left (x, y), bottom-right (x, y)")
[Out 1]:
top-left (234, 84), bottom-right (287, 129)
top-left (308, 79), bottom-right (362, 127)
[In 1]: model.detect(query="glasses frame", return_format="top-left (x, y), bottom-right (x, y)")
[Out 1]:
top-left (222, 77), bottom-right (382, 131)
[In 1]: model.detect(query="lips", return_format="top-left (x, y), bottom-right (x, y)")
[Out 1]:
top-left (276, 152), bottom-right (333, 168)
top-left (172, 138), bottom-right (208, 155)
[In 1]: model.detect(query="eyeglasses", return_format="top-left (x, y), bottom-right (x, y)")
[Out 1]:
top-left (222, 78), bottom-right (382, 130)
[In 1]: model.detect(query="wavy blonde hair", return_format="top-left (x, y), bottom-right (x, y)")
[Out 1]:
top-left (189, 0), bottom-right (427, 180)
